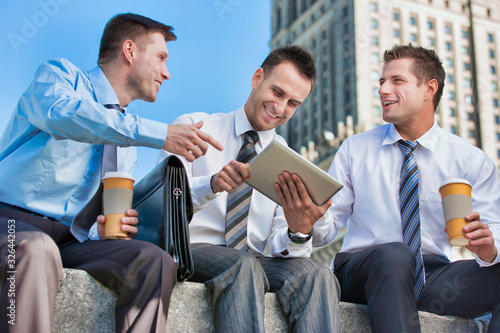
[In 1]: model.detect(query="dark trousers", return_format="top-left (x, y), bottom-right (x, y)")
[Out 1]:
top-left (0, 205), bottom-right (177, 333)
top-left (334, 242), bottom-right (500, 333)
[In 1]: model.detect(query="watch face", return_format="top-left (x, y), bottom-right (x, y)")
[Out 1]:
top-left (289, 235), bottom-right (309, 244)
top-left (287, 229), bottom-right (312, 244)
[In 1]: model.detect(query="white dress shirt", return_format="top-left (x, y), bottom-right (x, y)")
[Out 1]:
top-left (322, 121), bottom-right (500, 268)
top-left (158, 107), bottom-right (330, 257)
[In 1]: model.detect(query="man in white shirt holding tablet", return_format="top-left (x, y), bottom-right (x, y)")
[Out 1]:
top-left (323, 44), bottom-right (500, 332)
top-left (158, 45), bottom-right (340, 332)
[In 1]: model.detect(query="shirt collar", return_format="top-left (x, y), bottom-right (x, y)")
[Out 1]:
top-left (382, 119), bottom-right (441, 152)
top-left (87, 66), bottom-right (123, 109)
top-left (234, 106), bottom-right (275, 148)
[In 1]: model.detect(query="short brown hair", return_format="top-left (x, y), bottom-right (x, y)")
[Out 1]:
top-left (98, 13), bottom-right (176, 66)
top-left (383, 44), bottom-right (445, 110)
top-left (262, 45), bottom-right (317, 93)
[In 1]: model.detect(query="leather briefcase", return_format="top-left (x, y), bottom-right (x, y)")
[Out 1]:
top-left (132, 155), bottom-right (194, 281)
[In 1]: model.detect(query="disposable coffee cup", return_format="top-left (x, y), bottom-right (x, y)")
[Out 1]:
top-left (439, 179), bottom-right (472, 247)
top-left (102, 172), bottom-right (135, 239)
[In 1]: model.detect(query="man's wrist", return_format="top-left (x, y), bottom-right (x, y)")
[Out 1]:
top-left (287, 228), bottom-right (313, 244)
top-left (210, 175), bottom-right (217, 194)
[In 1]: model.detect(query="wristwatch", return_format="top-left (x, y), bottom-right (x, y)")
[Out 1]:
top-left (287, 228), bottom-right (313, 244)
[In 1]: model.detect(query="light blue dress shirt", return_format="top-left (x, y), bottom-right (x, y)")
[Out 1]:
top-left (0, 58), bottom-right (167, 241)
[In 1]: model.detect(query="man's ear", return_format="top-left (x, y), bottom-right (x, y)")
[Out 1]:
top-left (122, 40), bottom-right (135, 64)
top-left (425, 78), bottom-right (438, 100)
top-left (251, 68), bottom-right (265, 89)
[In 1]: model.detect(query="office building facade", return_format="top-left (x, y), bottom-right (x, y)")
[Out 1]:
top-left (271, 0), bottom-right (500, 170)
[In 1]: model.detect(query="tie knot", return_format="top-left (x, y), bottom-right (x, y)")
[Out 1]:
top-left (103, 104), bottom-right (125, 114)
top-left (244, 130), bottom-right (259, 145)
top-left (398, 139), bottom-right (418, 154)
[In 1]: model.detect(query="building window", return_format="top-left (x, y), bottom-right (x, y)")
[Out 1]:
top-left (369, 2), bottom-right (378, 12)
top-left (464, 78), bottom-right (471, 88)
top-left (464, 62), bottom-right (470, 71)
top-left (462, 46), bottom-right (469, 55)
top-left (370, 70), bottom-right (380, 81)
top-left (374, 105), bottom-right (381, 117)
top-left (344, 75), bottom-right (350, 85)
top-left (394, 29), bottom-right (400, 38)
top-left (449, 91), bottom-right (455, 100)
top-left (495, 115), bottom-right (500, 124)
top-left (450, 108), bottom-right (456, 117)
top-left (493, 81), bottom-right (498, 92)
top-left (451, 125), bottom-right (457, 134)
top-left (446, 58), bottom-right (453, 67)
top-left (497, 149), bottom-right (500, 159)
top-left (445, 42), bottom-right (452, 51)
top-left (445, 25), bottom-right (451, 35)
top-left (373, 87), bottom-right (379, 98)
top-left (428, 37), bottom-right (435, 46)
top-left (467, 112), bottom-right (474, 121)
top-left (465, 95), bottom-right (473, 105)
top-left (428, 21), bottom-right (434, 30)
top-left (447, 74), bottom-right (454, 84)
top-left (492, 66), bottom-right (497, 75)
top-left (410, 16), bottom-right (416, 26)
top-left (411, 33), bottom-right (417, 42)
top-left (488, 33), bottom-right (494, 43)
top-left (462, 30), bottom-right (468, 39)
top-left (468, 129), bottom-right (475, 138)
top-left (371, 36), bottom-right (379, 46)
top-left (371, 19), bottom-right (378, 29)
top-left (495, 99), bottom-right (499, 108)
top-left (497, 133), bottom-right (500, 141)
top-left (370, 53), bottom-right (380, 64)
top-left (490, 49), bottom-right (495, 59)
top-left (393, 12), bottom-right (399, 21)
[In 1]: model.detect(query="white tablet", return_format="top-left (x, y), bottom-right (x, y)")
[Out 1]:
top-left (246, 140), bottom-right (343, 206)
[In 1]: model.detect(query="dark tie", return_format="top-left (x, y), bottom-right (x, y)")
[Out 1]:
top-left (398, 139), bottom-right (425, 299)
top-left (70, 104), bottom-right (124, 242)
top-left (225, 130), bottom-right (259, 250)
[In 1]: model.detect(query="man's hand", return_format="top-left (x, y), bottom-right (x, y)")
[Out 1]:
top-left (445, 211), bottom-right (498, 263)
top-left (96, 209), bottom-right (139, 240)
top-left (210, 160), bottom-right (249, 193)
top-left (164, 121), bottom-right (223, 162)
top-left (274, 171), bottom-right (332, 235)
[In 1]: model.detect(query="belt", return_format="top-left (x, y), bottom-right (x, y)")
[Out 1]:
top-left (0, 202), bottom-right (57, 222)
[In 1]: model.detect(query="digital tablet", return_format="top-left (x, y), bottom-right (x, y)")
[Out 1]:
top-left (246, 140), bottom-right (343, 206)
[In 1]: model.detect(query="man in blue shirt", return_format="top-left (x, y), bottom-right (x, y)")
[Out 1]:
top-left (0, 13), bottom-right (222, 333)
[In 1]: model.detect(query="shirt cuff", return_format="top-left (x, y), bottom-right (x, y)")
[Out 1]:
top-left (474, 239), bottom-right (500, 267)
top-left (88, 222), bottom-right (99, 240)
top-left (134, 117), bottom-right (168, 149)
top-left (271, 227), bottom-right (313, 258)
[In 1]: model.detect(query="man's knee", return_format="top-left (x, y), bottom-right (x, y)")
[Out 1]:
top-left (370, 242), bottom-right (415, 279)
top-left (14, 230), bottom-right (61, 265)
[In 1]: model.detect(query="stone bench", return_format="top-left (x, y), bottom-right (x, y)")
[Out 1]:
top-left (52, 268), bottom-right (485, 332)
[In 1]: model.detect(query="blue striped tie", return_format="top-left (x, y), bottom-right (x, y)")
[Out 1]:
top-left (398, 139), bottom-right (425, 299)
top-left (225, 130), bottom-right (259, 250)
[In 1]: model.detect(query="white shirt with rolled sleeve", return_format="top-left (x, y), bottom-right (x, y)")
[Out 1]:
top-left (157, 106), bottom-right (329, 257)
top-left (319, 121), bottom-right (500, 268)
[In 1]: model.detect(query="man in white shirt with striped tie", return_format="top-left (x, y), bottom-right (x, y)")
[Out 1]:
top-left (321, 44), bottom-right (500, 332)
top-left (159, 45), bottom-right (341, 332)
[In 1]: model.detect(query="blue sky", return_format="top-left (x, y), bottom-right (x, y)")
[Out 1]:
top-left (0, 0), bottom-right (271, 180)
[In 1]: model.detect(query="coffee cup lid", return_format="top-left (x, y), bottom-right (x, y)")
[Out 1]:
top-left (103, 172), bottom-right (134, 181)
top-left (439, 178), bottom-right (471, 188)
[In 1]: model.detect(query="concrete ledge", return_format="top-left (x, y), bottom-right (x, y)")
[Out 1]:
top-left (52, 268), bottom-right (483, 332)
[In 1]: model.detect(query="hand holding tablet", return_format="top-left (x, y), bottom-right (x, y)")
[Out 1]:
top-left (246, 140), bottom-right (343, 206)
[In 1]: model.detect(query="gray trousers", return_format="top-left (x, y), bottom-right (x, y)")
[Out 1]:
top-left (190, 243), bottom-right (341, 333)
top-left (0, 206), bottom-right (177, 333)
